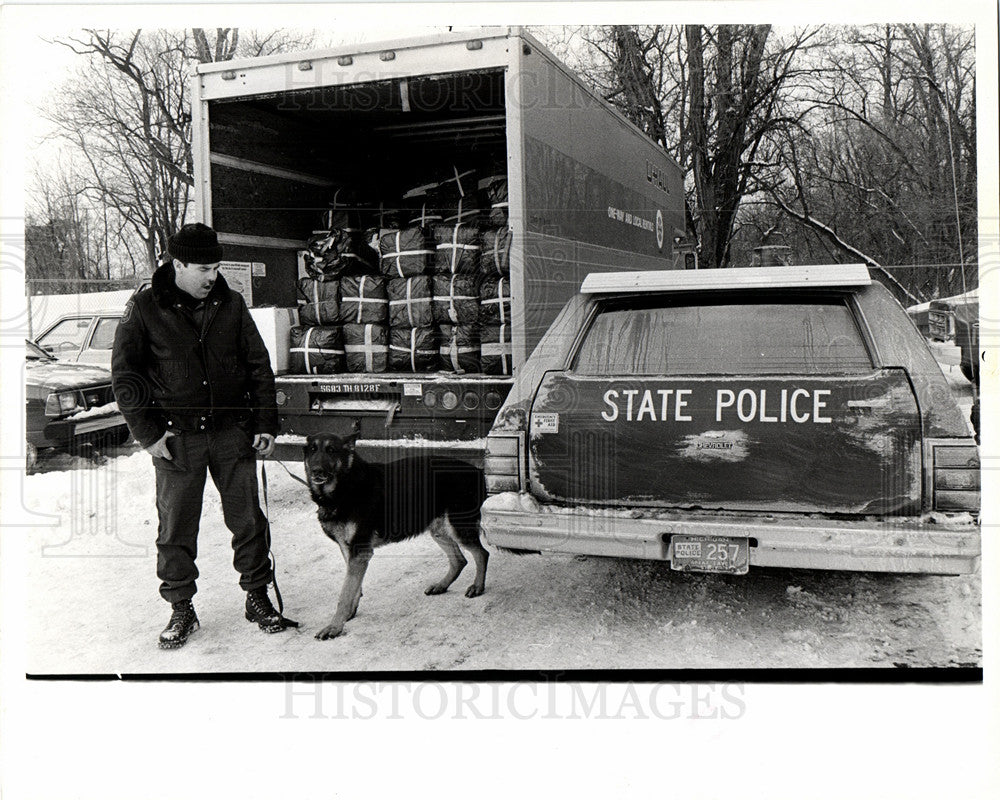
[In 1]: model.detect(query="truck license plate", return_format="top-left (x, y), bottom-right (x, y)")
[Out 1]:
top-left (670, 535), bottom-right (749, 575)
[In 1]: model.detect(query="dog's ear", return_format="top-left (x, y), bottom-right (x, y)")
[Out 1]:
top-left (343, 419), bottom-right (361, 450)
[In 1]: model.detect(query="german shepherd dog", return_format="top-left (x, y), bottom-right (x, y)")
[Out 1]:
top-left (304, 431), bottom-right (489, 640)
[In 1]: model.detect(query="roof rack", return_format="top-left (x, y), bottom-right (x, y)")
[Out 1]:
top-left (580, 264), bottom-right (872, 294)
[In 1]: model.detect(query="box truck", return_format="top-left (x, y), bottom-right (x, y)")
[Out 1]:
top-left (190, 27), bottom-right (687, 457)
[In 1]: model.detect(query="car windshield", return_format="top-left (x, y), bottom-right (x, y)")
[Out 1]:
top-left (25, 339), bottom-right (54, 361)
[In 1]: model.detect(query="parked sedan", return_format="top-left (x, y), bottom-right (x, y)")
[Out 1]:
top-left (481, 264), bottom-right (979, 576)
top-left (33, 311), bottom-right (122, 369)
top-left (25, 339), bottom-right (130, 467)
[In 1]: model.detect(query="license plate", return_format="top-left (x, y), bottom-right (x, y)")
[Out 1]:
top-left (670, 535), bottom-right (749, 575)
top-left (316, 383), bottom-right (383, 394)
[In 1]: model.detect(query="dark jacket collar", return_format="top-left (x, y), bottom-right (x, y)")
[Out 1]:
top-left (151, 262), bottom-right (231, 308)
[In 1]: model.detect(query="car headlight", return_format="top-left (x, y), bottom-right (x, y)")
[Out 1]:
top-left (45, 391), bottom-right (79, 417)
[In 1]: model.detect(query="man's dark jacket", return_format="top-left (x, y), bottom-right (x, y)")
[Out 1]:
top-left (111, 263), bottom-right (278, 448)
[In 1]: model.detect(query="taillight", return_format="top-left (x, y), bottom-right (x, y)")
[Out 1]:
top-left (931, 443), bottom-right (980, 512)
top-left (485, 433), bottom-right (523, 494)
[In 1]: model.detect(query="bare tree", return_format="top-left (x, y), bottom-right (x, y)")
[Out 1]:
top-left (540, 25), bottom-right (823, 268)
top-left (38, 28), bottom-right (315, 276)
top-left (25, 159), bottom-right (112, 288)
top-left (768, 24), bottom-right (976, 301)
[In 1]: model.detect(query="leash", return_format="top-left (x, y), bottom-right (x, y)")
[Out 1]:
top-left (272, 457), bottom-right (311, 489)
top-left (259, 459), bottom-right (300, 628)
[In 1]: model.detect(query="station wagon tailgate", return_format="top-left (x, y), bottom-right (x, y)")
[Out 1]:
top-left (526, 294), bottom-right (923, 516)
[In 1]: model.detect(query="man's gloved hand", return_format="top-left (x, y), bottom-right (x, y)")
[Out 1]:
top-left (252, 433), bottom-right (276, 457)
top-left (146, 430), bottom-right (177, 460)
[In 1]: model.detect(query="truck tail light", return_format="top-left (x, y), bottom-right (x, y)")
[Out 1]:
top-left (930, 443), bottom-right (980, 512)
top-left (485, 433), bottom-right (523, 494)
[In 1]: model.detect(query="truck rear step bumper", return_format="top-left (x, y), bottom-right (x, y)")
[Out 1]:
top-left (480, 493), bottom-right (980, 575)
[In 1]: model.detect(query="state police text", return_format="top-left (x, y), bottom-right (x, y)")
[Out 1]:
top-left (600, 387), bottom-right (833, 424)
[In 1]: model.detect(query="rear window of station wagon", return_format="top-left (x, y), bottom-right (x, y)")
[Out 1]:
top-left (573, 294), bottom-right (873, 376)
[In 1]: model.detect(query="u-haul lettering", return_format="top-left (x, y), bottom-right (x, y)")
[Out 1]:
top-left (601, 387), bottom-right (833, 424)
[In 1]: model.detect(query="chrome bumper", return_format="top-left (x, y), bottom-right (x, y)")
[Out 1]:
top-left (480, 493), bottom-right (981, 575)
top-left (44, 412), bottom-right (127, 442)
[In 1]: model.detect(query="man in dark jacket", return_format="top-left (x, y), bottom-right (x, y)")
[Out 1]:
top-left (112, 223), bottom-right (296, 649)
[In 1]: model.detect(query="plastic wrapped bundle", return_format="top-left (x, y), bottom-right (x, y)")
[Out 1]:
top-left (388, 327), bottom-right (438, 372)
top-left (480, 226), bottom-right (511, 276)
top-left (303, 229), bottom-right (379, 279)
top-left (297, 277), bottom-right (340, 326)
top-left (405, 204), bottom-right (443, 228)
top-left (339, 274), bottom-right (388, 324)
top-left (479, 276), bottom-right (512, 325)
top-left (404, 166), bottom-right (476, 210)
top-left (478, 174), bottom-right (508, 227)
top-left (288, 325), bottom-right (345, 375)
top-left (480, 323), bottom-right (512, 375)
top-left (438, 324), bottom-right (480, 374)
top-left (379, 227), bottom-right (434, 278)
top-left (387, 276), bottom-right (434, 328)
top-left (324, 187), bottom-right (375, 233)
top-left (432, 222), bottom-right (481, 275)
top-left (432, 275), bottom-right (480, 325)
top-left (343, 323), bottom-right (389, 373)
top-left (433, 166), bottom-right (476, 207)
top-left (442, 195), bottom-right (481, 225)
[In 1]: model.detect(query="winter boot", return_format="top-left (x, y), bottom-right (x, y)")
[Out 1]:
top-left (245, 586), bottom-right (291, 633)
top-left (158, 600), bottom-right (200, 650)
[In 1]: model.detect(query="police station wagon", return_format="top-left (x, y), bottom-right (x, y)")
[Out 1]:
top-left (481, 265), bottom-right (980, 575)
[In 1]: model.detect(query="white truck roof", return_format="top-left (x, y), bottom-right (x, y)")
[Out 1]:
top-left (580, 264), bottom-right (872, 294)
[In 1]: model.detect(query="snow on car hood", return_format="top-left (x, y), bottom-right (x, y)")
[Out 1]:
top-left (26, 361), bottom-right (114, 390)
top-left (66, 401), bottom-right (120, 420)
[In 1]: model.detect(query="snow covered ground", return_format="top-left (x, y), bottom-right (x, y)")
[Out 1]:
top-left (20, 368), bottom-right (981, 674)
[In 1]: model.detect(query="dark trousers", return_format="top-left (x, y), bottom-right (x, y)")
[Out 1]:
top-left (153, 425), bottom-right (272, 603)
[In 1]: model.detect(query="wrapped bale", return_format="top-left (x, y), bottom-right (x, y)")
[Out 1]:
top-left (441, 195), bottom-right (481, 225)
top-left (480, 323), bottom-right (513, 375)
top-left (432, 274), bottom-right (480, 325)
top-left (324, 188), bottom-right (376, 234)
top-left (432, 222), bottom-right (481, 275)
top-left (288, 325), bottom-right (345, 375)
top-left (389, 327), bottom-right (438, 372)
top-left (406, 204), bottom-right (443, 228)
top-left (387, 276), bottom-right (434, 328)
top-left (297, 277), bottom-right (340, 326)
top-left (480, 226), bottom-right (511, 276)
top-left (339, 274), bottom-right (388, 325)
top-left (379, 227), bottom-right (434, 278)
top-left (433, 166), bottom-right (476, 207)
top-left (343, 323), bottom-right (389, 373)
top-left (373, 202), bottom-right (408, 232)
top-left (404, 166), bottom-right (476, 210)
top-left (479, 276), bottom-right (512, 325)
top-left (478, 174), bottom-right (509, 227)
top-left (438, 324), bottom-right (480, 374)
top-left (303, 229), bottom-right (379, 279)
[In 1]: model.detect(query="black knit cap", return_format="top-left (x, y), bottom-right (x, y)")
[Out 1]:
top-left (167, 223), bottom-right (224, 264)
